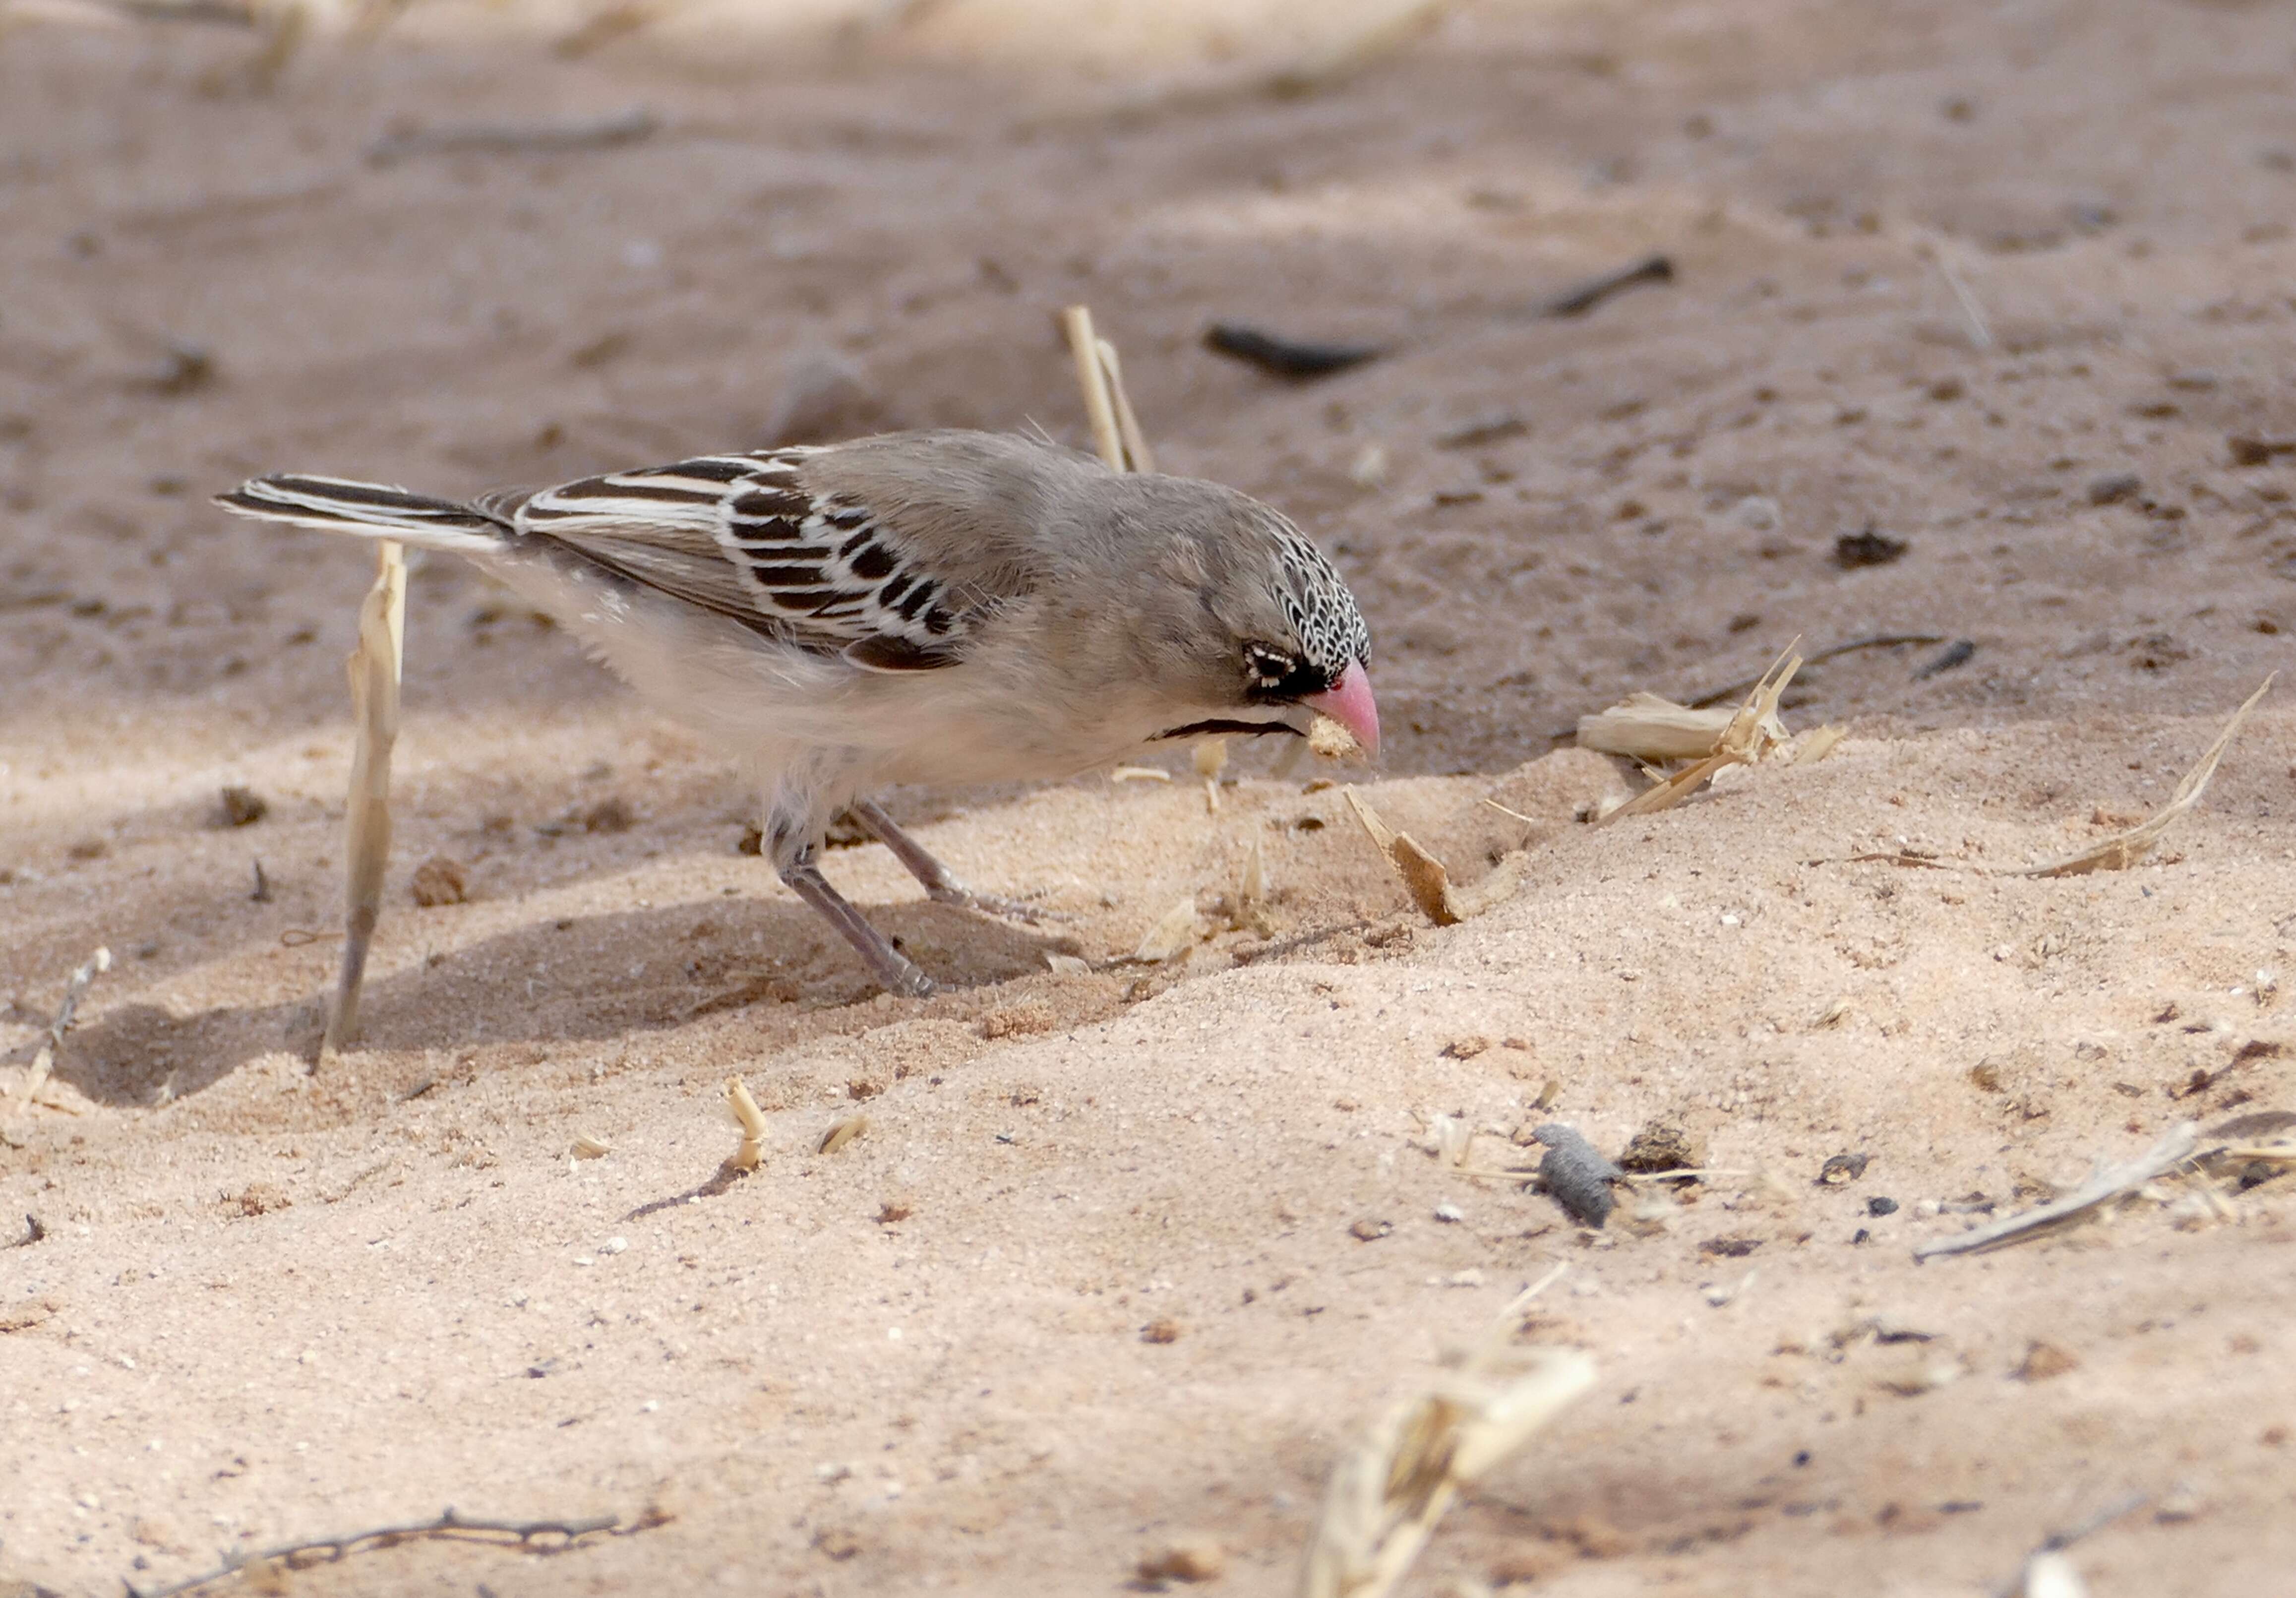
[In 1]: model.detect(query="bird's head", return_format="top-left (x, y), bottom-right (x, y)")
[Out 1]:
top-left (1117, 480), bottom-right (1379, 759)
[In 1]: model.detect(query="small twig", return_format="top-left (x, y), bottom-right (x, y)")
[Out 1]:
top-left (5, 946), bottom-right (111, 1125)
top-left (1912, 638), bottom-right (1976, 679)
top-left (1849, 675), bottom-right (2273, 880)
top-left (1688, 633), bottom-right (1944, 707)
top-left (1203, 323), bottom-right (1383, 380)
top-left (1097, 339), bottom-right (1155, 474)
top-left (365, 108), bottom-right (660, 167)
top-left (324, 541), bottom-right (405, 1058)
top-left (126, 1506), bottom-right (635, 1598)
top-left (1061, 306), bottom-right (1129, 471)
top-left (1529, 253), bottom-right (1675, 319)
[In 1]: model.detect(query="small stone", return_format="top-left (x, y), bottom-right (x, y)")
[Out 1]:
top-left (410, 855), bottom-right (468, 907)
top-left (1817, 1152), bottom-right (1870, 1186)
top-left (1866, 1195), bottom-right (1899, 1217)
top-left (1698, 1236), bottom-right (1761, 1258)
top-left (1140, 1317), bottom-right (1182, 1345)
top-left (1833, 527), bottom-right (1909, 569)
top-left (1442, 1035), bottom-right (1491, 1059)
top-left (1434, 1201), bottom-right (1466, 1224)
top-left (1349, 1218), bottom-right (1392, 1242)
top-left (217, 786), bottom-right (268, 827)
top-left (579, 796), bottom-right (635, 834)
top-left (1137, 1535), bottom-right (1226, 1584)
top-left (2087, 470), bottom-right (2143, 505)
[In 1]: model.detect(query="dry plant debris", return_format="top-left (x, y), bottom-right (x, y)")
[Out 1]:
top-left (723, 1076), bottom-right (767, 1173)
top-left (1343, 790), bottom-right (1525, 927)
top-left (1912, 1123), bottom-right (2199, 1260)
top-left (818, 1114), bottom-right (869, 1155)
top-left (1298, 1272), bottom-right (1595, 1598)
top-left (1857, 675), bottom-right (2273, 878)
top-left (1575, 690), bottom-right (1787, 763)
top-left (4, 945), bottom-right (111, 1128)
top-left (323, 540), bottom-right (405, 1056)
top-left (1592, 644), bottom-right (1803, 823)
top-left (1135, 898), bottom-right (1203, 963)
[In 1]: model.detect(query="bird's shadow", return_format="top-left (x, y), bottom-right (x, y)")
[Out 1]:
top-left (53, 895), bottom-right (1069, 1107)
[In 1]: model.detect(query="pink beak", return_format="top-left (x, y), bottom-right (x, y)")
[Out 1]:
top-left (1305, 661), bottom-right (1381, 760)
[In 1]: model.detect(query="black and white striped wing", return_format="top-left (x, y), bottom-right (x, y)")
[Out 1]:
top-left (487, 450), bottom-right (986, 672)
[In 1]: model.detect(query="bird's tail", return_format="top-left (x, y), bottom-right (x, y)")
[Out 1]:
top-left (214, 473), bottom-right (507, 554)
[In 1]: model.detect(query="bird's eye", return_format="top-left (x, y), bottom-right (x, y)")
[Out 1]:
top-left (1243, 642), bottom-right (1295, 686)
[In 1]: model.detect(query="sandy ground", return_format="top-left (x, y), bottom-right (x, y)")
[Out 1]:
top-left (5, 0), bottom-right (2296, 1593)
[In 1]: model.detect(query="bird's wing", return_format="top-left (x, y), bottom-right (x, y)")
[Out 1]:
top-left (482, 449), bottom-right (1027, 672)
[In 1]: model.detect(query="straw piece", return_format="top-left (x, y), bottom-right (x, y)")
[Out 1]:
top-left (724, 1075), bottom-right (767, 1171)
top-left (323, 540), bottom-right (405, 1056)
top-left (1853, 676), bottom-right (2273, 878)
top-left (2019, 675), bottom-right (2272, 876)
top-left (1343, 790), bottom-right (1459, 925)
top-left (1912, 1122), bottom-right (2198, 1260)
top-left (1299, 1275), bottom-right (1594, 1598)
top-left (1597, 644), bottom-right (1801, 824)
top-left (1344, 790), bottom-right (1526, 926)
top-left (1061, 306), bottom-right (1128, 472)
top-left (1137, 899), bottom-right (1202, 962)
top-left (1097, 338), bottom-right (1155, 474)
top-left (1576, 691), bottom-right (1783, 763)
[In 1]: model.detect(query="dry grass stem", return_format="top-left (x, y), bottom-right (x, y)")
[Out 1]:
top-left (818, 1114), bottom-right (869, 1155)
top-left (1109, 765), bottom-right (1172, 783)
top-left (5, 945), bottom-right (111, 1125)
top-left (1344, 790), bottom-right (1526, 926)
top-left (1796, 724), bottom-right (1848, 764)
top-left (1136, 898), bottom-right (1203, 963)
top-left (1096, 338), bottom-right (1155, 473)
top-left (1857, 676), bottom-right (2273, 877)
top-left (1576, 691), bottom-right (1785, 763)
top-left (323, 540), bottom-right (405, 1057)
top-left (1061, 306), bottom-right (1137, 472)
top-left (1913, 1122), bottom-right (2199, 1260)
top-left (724, 1075), bottom-right (767, 1172)
top-left (2017, 674), bottom-right (2272, 875)
top-left (1597, 644), bottom-right (1802, 824)
top-left (570, 1133), bottom-right (611, 1161)
top-left (1299, 1274), bottom-right (1594, 1598)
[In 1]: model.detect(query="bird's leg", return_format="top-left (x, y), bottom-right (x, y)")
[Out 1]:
top-left (777, 846), bottom-right (937, 999)
top-left (846, 799), bottom-right (1051, 924)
